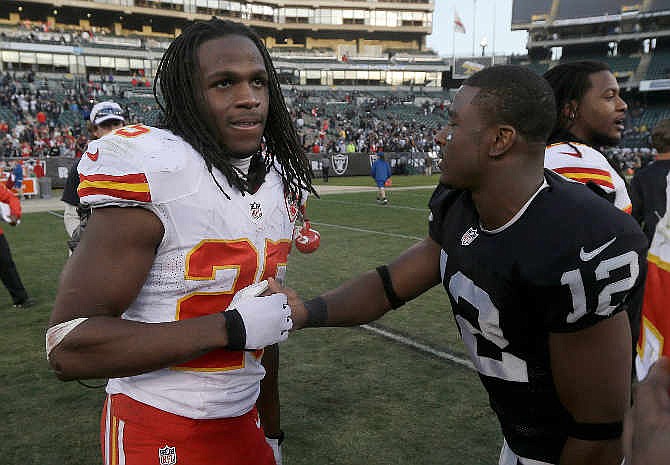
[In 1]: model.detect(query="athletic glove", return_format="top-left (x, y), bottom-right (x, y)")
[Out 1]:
top-left (224, 281), bottom-right (292, 350)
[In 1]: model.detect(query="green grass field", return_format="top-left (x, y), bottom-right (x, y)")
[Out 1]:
top-left (1, 178), bottom-right (502, 465)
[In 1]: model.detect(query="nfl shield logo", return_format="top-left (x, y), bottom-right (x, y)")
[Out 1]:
top-left (460, 227), bottom-right (479, 246)
top-left (249, 202), bottom-right (263, 222)
top-left (158, 445), bottom-right (177, 465)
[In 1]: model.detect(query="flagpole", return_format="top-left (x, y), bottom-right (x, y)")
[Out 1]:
top-left (472, 0), bottom-right (477, 56)
top-left (452, 7), bottom-right (456, 69)
top-left (492, 0), bottom-right (497, 61)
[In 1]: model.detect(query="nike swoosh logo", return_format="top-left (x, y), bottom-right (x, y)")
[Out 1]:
top-left (579, 237), bottom-right (617, 261)
top-left (86, 149), bottom-right (99, 161)
top-left (558, 151), bottom-right (582, 158)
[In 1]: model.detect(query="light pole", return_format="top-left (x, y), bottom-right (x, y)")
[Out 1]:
top-left (480, 37), bottom-right (488, 57)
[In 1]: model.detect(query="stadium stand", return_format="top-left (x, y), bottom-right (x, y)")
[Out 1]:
top-left (509, 0), bottom-right (670, 168)
top-left (4, 0), bottom-right (670, 181)
top-left (556, 0), bottom-right (633, 20)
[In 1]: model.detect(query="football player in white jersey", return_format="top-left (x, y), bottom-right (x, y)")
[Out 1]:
top-left (272, 65), bottom-right (647, 465)
top-left (47, 19), bottom-right (315, 465)
top-left (543, 61), bottom-right (631, 213)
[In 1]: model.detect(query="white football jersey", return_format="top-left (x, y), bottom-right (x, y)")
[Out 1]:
top-left (78, 124), bottom-right (306, 419)
top-left (545, 141), bottom-right (632, 213)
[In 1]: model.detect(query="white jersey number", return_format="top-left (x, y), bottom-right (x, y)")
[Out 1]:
top-left (561, 251), bottom-right (639, 323)
top-left (448, 270), bottom-right (529, 383)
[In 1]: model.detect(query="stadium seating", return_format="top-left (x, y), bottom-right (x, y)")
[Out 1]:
top-left (645, 51), bottom-right (670, 80)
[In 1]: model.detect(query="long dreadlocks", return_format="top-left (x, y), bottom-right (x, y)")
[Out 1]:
top-left (543, 60), bottom-right (611, 141)
top-left (153, 18), bottom-right (316, 200)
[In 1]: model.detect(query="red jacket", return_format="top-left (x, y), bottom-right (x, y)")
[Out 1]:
top-left (0, 183), bottom-right (21, 235)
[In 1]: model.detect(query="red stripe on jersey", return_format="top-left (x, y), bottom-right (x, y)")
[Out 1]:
top-left (79, 173), bottom-right (148, 184)
top-left (78, 186), bottom-right (151, 202)
top-left (553, 167), bottom-right (611, 177)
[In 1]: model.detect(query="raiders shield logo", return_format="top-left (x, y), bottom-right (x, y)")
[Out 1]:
top-left (332, 154), bottom-right (349, 175)
top-left (460, 227), bottom-right (479, 246)
top-left (249, 202), bottom-right (263, 222)
top-left (158, 445), bottom-right (177, 465)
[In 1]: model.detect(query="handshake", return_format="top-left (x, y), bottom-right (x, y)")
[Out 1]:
top-left (223, 278), bottom-right (305, 351)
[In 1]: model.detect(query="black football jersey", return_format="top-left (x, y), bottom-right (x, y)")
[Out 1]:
top-left (428, 170), bottom-right (648, 463)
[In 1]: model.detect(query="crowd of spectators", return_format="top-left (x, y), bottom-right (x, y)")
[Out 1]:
top-left (605, 147), bottom-right (656, 176)
top-left (286, 89), bottom-right (447, 157)
top-left (0, 70), bottom-right (667, 185)
top-left (0, 71), bottom-right (152, 162)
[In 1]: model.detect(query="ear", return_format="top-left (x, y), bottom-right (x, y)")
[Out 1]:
top-left (489, 125), bottom-right (516, 158)
top-left (562, 100), bottom-right (578, 123)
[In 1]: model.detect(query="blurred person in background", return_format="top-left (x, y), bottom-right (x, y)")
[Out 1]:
top-left (370, 151), bottom-right (391, 204)
top-left (0, 181), bottom-right (33, 308)
top-left (631, 118), bottom-right (670, 244)
top-left (61, 101), bottom-right (125, 252)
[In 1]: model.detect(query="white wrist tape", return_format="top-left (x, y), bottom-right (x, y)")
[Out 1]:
top-left (265, 437), bottom-right (282, 465)
top-left (45, 317), bottom-right (88, 360)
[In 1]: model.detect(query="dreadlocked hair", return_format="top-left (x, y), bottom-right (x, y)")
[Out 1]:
top-left (543, 60), bottom-right (611, 141)
top-left (153, 18), bottom-right (316, 201)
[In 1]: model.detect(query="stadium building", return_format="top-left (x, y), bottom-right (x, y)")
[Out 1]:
top-left (511, 0), bottom-right (670, 155)
top-left (0, 0), bottom-right (447, 88)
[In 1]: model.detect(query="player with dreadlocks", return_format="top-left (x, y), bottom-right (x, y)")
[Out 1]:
top-left (543, 61), bottom-right (631, 213)
top-left (47, 18), bottom-right (315, 465)
top-left (154, 19), bottom-right (314, 200)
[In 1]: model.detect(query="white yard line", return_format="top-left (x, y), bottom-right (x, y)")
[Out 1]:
top-left (310, 221), bottom-right (423, 241)
top-left (311, 219), bottom-right (474, 371)
top-left (361, 324), bottom-right (474, 370)
top-left (317, 198), bottom-right (429, 212)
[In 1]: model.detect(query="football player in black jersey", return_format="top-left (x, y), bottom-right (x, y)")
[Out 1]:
top-left (271, 65), bottom-right (648, 465)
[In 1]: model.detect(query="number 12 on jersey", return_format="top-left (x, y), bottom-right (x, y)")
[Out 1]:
top-left (561, 251), bottom-right (639, 323)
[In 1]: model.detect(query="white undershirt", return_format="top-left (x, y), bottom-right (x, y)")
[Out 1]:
top-left (229, 155), bottom-right (253, 176)
top-left (480, 178), bottom-right (549, 234)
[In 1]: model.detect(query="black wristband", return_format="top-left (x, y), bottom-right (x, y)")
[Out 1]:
top-left (304, 296), bottom-right (328, 327)
top-left (223, 309), bottom-right (246, 350)
top-left (266, 430), bottom-right (285, 445)
top-left (376, 265), bottom-right (405, 309)
top-left (569, 419), bottom-right (623, 440)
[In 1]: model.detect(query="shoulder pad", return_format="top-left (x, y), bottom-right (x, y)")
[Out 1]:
top-left (78, 125), bottom-right (204, 207)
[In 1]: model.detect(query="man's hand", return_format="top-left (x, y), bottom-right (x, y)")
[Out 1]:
top-left (8, 215), bottom-right (19, 226)
top-left (266, 278), bottom-right (308, 330)
top-left (225, 292), bottom-right (292, 350)
top-left (625, 357), bottom-right (670, 465)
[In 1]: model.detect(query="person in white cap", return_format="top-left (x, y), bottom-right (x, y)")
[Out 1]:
top-left (61, 101), bottom-right (126, 252)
